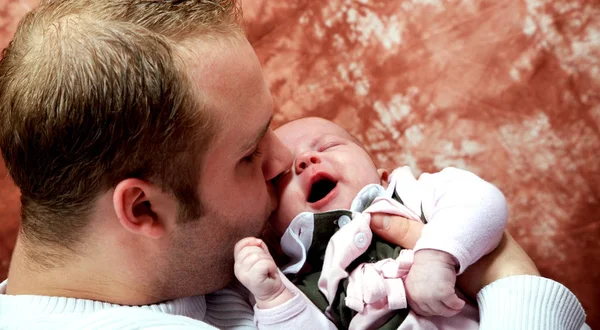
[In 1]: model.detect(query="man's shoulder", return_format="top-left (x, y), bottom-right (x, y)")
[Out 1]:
top-left (75, 307), bottom-right (218, 329)
top-left (0, 303), bottom-right (217, 330)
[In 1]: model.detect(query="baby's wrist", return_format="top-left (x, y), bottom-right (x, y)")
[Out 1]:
top-left (414, 249), bottom-right (458, 268)
top-left (255, 287), bottom-right (294, 309)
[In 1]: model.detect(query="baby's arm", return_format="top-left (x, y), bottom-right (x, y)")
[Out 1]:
top-left (393, 167), bottom-right (508, 317)
top-left (234, 237), bottom-right (336, 329)
top-left (411, 167), bottom-right (508, 272)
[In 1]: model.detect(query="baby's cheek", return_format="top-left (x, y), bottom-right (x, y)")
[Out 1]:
top-left (269, 206), bottom-right (294, 236)
top-left (272, 186), bottom-right (307, 235)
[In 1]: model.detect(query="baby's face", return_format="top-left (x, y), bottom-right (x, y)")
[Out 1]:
top-left (271, 117), bottom-right (383, 235)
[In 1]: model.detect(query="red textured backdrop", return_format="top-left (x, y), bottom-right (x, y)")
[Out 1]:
top-left (1, 0), bottom-right (599, 327)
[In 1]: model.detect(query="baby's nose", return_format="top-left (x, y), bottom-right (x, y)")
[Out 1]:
top-left (295, 152), bottom-right (321, 174)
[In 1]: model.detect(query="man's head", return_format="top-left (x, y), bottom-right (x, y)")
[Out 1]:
top-left (0, 0), bottom-right (292, 300)
top-left (270, 117), bottom-right (387, 235)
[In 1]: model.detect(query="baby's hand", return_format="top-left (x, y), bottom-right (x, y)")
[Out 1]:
top-left (405, 250), bottom-right (465, 317)
top-left (234, 237), bottom-right (293, 309)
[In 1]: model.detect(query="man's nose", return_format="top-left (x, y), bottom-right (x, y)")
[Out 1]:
top-left (263, 129), bottom-right (293, 181)
top-left (294, 151), bottom-right (320, 175)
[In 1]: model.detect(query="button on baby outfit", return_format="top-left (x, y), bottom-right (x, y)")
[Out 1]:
top-left (338, 215), bottom-right (351, 228)
top-left (354, 232), bottom-right (368, 248)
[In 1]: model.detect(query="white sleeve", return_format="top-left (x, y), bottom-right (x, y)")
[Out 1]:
top-left (477, 275), bottom-right (587, 330)
top-left (253, 271), bottom-right (337, 330)
top-left (402, 167), bottom-right (508, 273)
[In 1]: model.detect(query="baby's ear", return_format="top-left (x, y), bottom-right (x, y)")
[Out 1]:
top-left (377, 168), bottom-right (390, 187)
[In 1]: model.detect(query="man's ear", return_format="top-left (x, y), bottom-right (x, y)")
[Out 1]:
top-left (377, 168), bottom-right (390, 187)
top-left (113, 178), bottom-right (176, 239)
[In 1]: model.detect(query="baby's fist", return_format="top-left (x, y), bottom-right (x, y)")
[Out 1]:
top-left (234, 237), bottom-right (292, 309)
top-left (405, 250), bottom-right (465, 317)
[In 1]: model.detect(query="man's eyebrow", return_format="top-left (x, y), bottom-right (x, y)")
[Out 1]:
top-left (240, 116), bottom-right (272, 154)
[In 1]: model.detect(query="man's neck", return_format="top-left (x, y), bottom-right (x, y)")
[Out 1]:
top-left (6, 236), bottom-right (163, 306)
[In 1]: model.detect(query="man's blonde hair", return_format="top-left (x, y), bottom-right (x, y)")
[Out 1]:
top-left (0, 0), bottom-right (242, 265)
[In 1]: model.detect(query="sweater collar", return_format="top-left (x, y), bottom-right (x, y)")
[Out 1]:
top-left (0, 280), bottom-right (206, 320)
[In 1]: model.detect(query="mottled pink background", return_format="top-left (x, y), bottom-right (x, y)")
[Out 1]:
top-left (1, 0), bottom-right (599, 327)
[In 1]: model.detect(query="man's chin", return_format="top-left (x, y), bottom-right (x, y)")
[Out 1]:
top-left (199, 271), bottom-right (235, 295)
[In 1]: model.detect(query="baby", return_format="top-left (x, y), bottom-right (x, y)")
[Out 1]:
top-left (234, 117), bottom-right (508, 329)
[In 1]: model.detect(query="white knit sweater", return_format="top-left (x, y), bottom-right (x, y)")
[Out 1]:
top-left (0, 276), bottom-right (586, 329)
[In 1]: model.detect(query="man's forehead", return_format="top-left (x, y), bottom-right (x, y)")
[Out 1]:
top-left (180, 37), bottom-right (272, 146)
top-left (182, 36), bottom-right (258, 98)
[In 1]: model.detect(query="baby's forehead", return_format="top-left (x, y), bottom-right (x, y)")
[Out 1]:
top-left (276, 119), bottom-right (367, 155)
top-left (276, 119), bottom-right (351, 144)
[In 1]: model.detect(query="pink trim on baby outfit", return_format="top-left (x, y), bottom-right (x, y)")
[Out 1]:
top-left (317, 196), bottom-right (422, 329)
top-left (345, 251), bottom-right (414, 313)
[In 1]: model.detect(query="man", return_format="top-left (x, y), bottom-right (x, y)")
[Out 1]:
top-left (0, 0), bottom-right (292, 328)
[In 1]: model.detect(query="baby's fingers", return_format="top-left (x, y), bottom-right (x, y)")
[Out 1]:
top-left (428, 299), bottom-right (462, 317)
top-left (234, 237), bottom-right (269, 259)
top-left (234, 249), bottom-right (275, 281)
top-left (238, 247), bottom-right (270, 266)
top-left (234, 237), bottom-right (261, 255)
top-left (442, 293), bottom-right (465, 311)
top-left (424, 293), bottom-right (464, 317)
top-left (409, 301), bottom-right (434, 317)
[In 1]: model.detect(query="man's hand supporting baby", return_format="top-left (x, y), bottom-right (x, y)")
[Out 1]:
top-left (406, 249), bottom-right (465, 317)
top-left (234, 237), bottom-right (294, 309)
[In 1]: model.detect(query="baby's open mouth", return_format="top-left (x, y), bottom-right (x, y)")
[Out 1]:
top-left (307, 177), bottom-right (338, 203)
